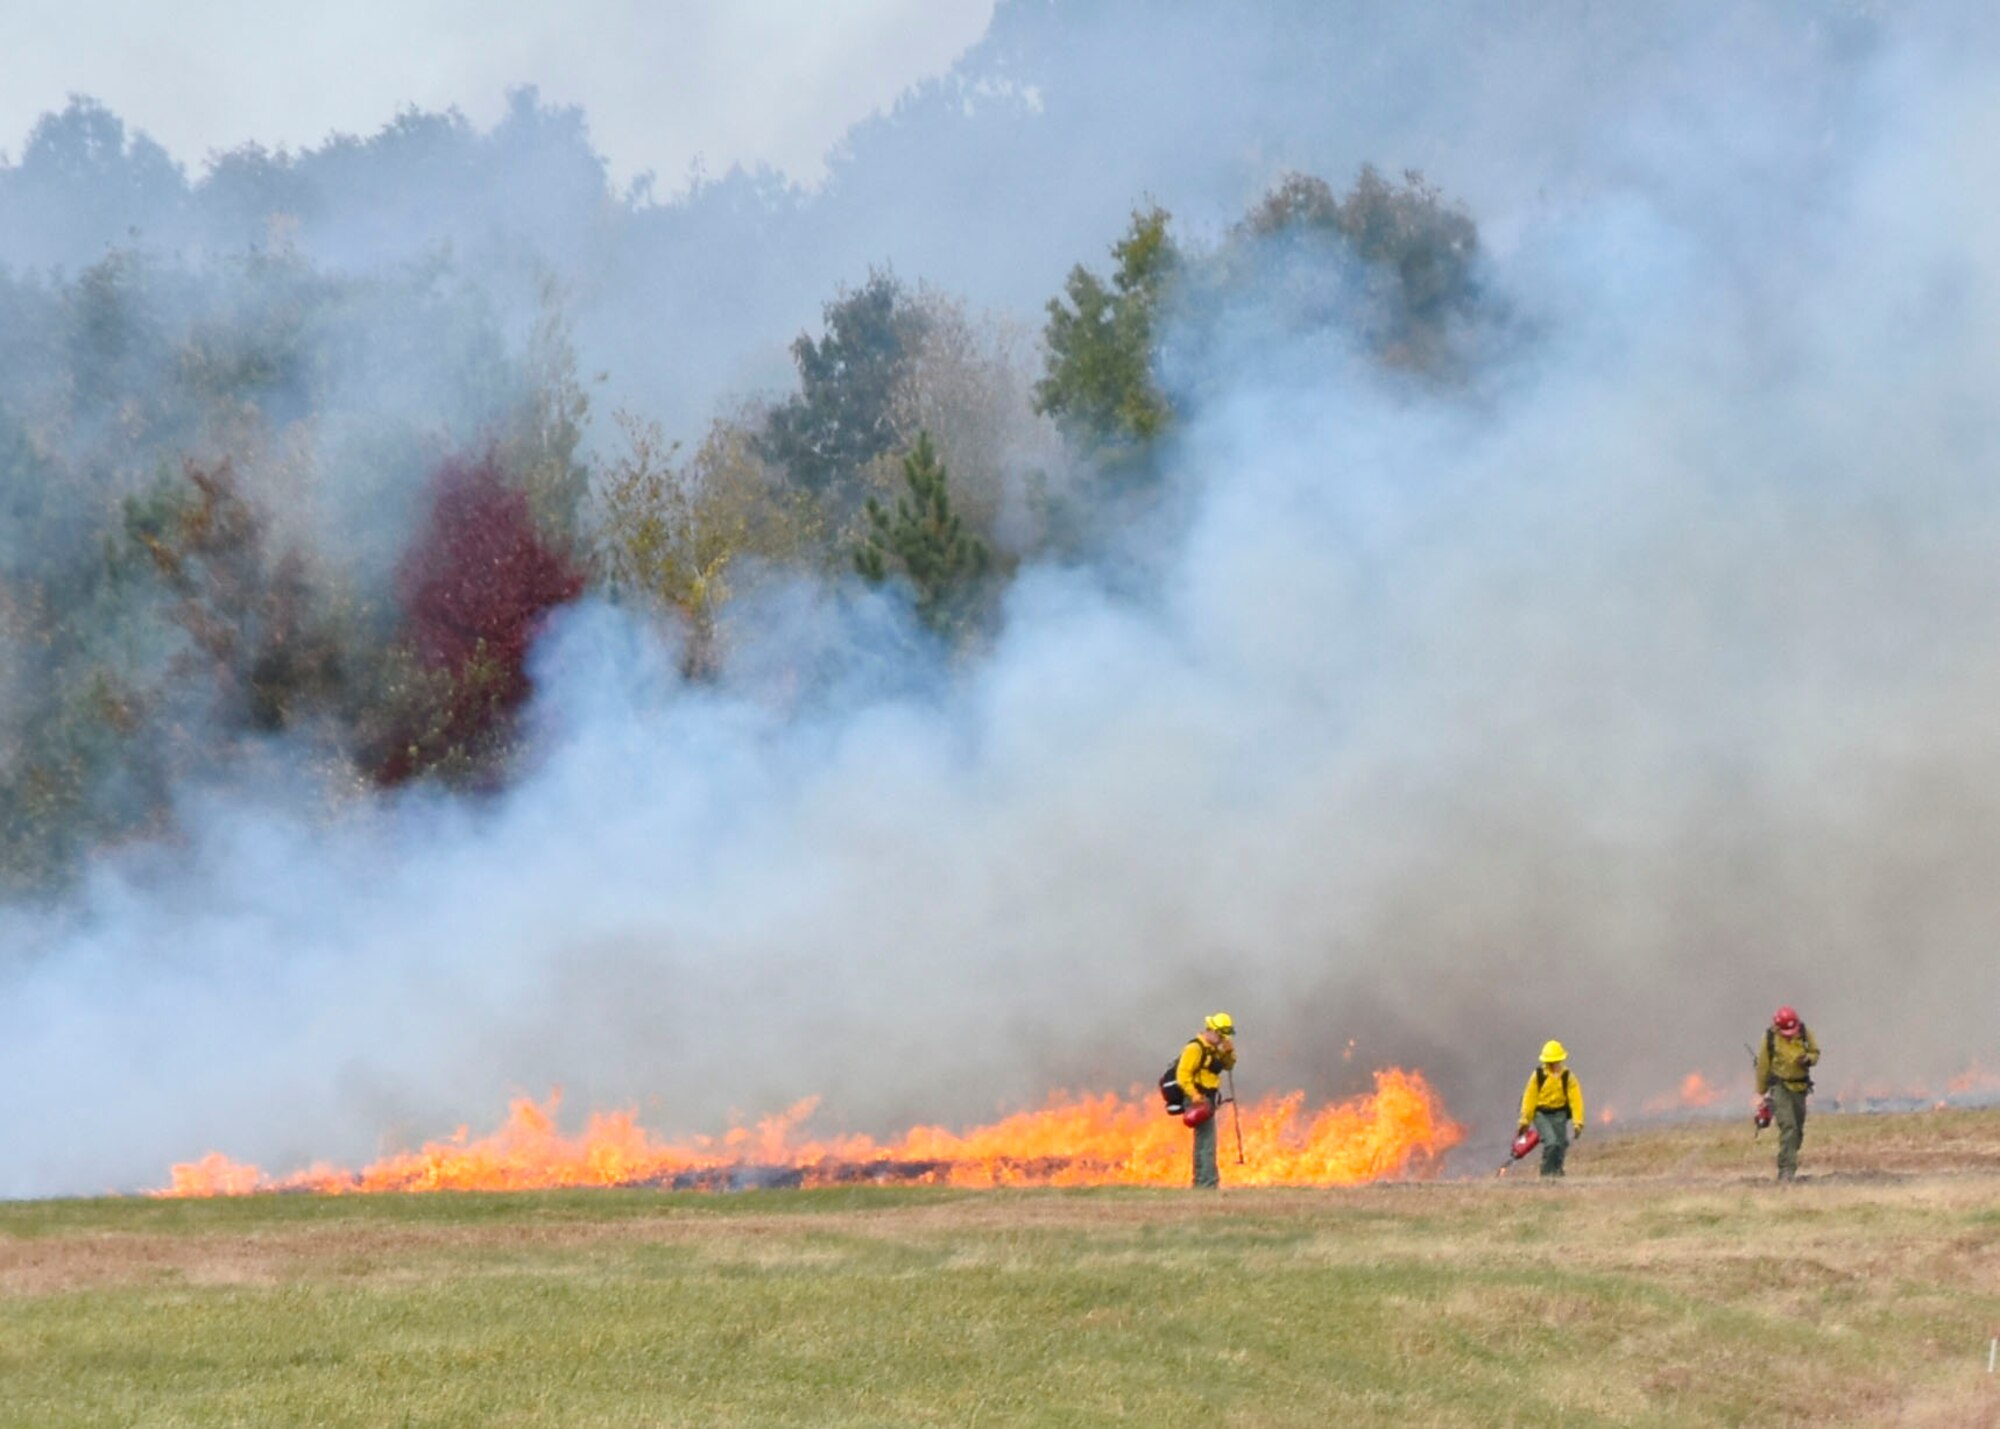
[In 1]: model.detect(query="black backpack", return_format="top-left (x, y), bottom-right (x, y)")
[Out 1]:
top-left (1158, 1039), bottom-right (1207, 1116)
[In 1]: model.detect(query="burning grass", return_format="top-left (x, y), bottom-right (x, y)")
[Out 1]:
top-left (7, 1111), bottom-right (2000, 1426)
top-left (154, 1070), bottom-right (1461, 1197)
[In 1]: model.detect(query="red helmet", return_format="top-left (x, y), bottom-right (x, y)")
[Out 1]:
top-left (1773, 1005), bottom-right (1800, 1033)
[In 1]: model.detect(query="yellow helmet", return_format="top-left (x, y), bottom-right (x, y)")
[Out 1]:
top-left (1540, 1040), bottom-right (1567, 1063)
top-left (1205, 1012), bottom-right (1236, 1036)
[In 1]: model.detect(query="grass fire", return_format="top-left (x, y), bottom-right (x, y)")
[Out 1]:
top-left (10, 2), bottom-right (2000, 1424)
top-left (8, 1108), bottom-right (2000, 1426)
top-left (157, 1070), bottom-right (1461, 1196)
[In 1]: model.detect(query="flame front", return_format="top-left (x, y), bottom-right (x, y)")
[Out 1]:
top-left (156, 1069), bottom-right (1462, 1197)
top-left (1642, 1071), bottom-right (1729, 1115)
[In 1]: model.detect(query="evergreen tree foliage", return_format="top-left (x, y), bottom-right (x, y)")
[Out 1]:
top-left (0, 60), bottom-right (1509, 888)
top-left (854, 430), bottom-right (990, 639)
top-left (762, 271), bottom-right (929, 502)
top-left (0, 226), bottom-right (610, 888)
top-left (1034, 206), bottom-right (1178, 452)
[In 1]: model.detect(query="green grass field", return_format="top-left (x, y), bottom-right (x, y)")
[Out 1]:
top-left (5, 1111), bottom-right (1999, 1427)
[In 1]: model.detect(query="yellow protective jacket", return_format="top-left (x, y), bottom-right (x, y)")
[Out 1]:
top-left (1176, 1035), bottom-right (1236, 1104)
top-left (1519, 1065), bottom-right (1584, 1128)
top-left (1756, 1024), bottom-right (1820, 1094)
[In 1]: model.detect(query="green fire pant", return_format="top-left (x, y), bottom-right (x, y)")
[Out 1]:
top-left (1533, 1109), bottom-right (1572, 1177)
top-left (1772, 1083), bottom-right (1808, 1179)
top-left (1192, 1102), bottom-right (1219, 1188)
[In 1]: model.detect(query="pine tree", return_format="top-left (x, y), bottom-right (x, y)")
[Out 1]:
top-left (854, 430), bottom-right (990, 639)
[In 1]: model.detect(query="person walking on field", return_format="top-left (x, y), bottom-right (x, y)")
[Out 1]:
top-left (1518, 1040), bottom-right (1585, 1178)
top-left (1176, 1013), bottom-right (1237, 1189)
top-left (1755, 1005), bottom-right (1819, 1181)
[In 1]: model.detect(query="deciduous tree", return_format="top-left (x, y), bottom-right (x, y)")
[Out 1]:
top-left (377, 450), bottom-right (583, 785)
top-left (887, 288), bottom-right (1062, 558)
top-left (1236, 167), bottom-right (1482, 373)
top-left (501, 276), bottom-right (596, 548)
top-left (1034, 206), bottom-right (1178, 453)
top-left (594, 412), bottom-right (820, 676)
top-left (124, 458), bottom-right (346, 733)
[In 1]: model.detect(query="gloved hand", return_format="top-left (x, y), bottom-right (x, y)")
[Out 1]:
top-left (1570, 1121), bottom-right (1583, 1139)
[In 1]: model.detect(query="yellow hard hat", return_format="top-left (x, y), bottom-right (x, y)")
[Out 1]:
top-left (1540, 1040), bottom-right (1567, 1063)
top-left (1205, 1012), bottom-right (1236, 1036)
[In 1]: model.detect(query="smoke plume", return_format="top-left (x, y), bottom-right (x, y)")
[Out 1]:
top-left (5, 2), bottom-right (2000, 1194)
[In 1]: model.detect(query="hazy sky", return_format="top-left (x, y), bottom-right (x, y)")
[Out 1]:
top-left (0, 0), bottom-right (997, 186)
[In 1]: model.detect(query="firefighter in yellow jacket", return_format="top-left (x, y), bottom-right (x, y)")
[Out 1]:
top-left (1176, 1013), bottom-right (1237, 1188)
top-left (1755, 1005), bottom-right (1819, 1181)
top-left (1518, 1040), bottom-right (1585, 1178)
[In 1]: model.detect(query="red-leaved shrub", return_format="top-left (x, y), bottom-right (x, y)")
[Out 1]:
top-left (377, 450), bottom-right (582, 784)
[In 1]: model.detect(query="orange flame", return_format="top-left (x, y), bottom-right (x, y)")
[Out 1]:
top-left (1642, 1070), bottom-right (1727, 1115)
top-left (155, 1069), bottom-right (1462, 1197)
top-left (1944, 1062), bottom-right (2000, 1097)
top-left (1831, 1062), bottom-right (2000, 1108)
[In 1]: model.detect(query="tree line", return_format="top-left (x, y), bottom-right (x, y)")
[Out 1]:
top-left (0, 163), bottom-right (1487, 895)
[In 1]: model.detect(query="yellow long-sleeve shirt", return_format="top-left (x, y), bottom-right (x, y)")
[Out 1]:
top-left (1755, 1025), bottom-right (1820, 1094)
top-left (1176, 1035), bottom-right (1236, 1103)
top-left (1519, 1065), bottom-right (1584, 1127)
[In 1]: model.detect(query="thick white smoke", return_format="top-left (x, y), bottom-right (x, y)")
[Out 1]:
top-left (6, 3), bottom-right (2000, 1194)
